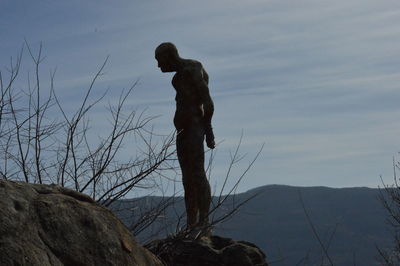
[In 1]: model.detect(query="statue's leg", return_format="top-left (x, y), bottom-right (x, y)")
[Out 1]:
top-left (189, 122), bottom-right (211, 228)
top-left (177, 131), bottom-right (198, 229)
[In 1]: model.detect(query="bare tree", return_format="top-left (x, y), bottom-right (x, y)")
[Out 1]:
top-left (0, 43), bottom-right (176, 207)
top-left (130, 134), bottom-right (265, 241)
top-left (0, 44), bottom-right (265, 244)
top-left (378, 157), bottom-right (400, 265)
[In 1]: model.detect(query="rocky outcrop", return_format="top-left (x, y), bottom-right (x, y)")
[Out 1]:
top-left (0, 179), bottom-right (162, 266)
top-left (146, 234), bottom-right (268, 266)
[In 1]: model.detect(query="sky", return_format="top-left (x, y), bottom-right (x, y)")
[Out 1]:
top-left (1, 0), bottom-right (400, 194)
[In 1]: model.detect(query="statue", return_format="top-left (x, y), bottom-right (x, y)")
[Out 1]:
top-left (155, 42), bottom-right (215, 231)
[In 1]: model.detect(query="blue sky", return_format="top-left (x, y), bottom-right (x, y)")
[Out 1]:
top-left (1, 0), bottom-right (400, 193)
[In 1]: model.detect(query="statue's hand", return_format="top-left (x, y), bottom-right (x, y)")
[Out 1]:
top-left (205, 126), bottom-right (215, 149)
top-left (206, 137), bottom-right (215, 149)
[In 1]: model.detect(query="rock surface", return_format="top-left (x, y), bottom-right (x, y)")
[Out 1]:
top-left (0, 179), bottom-right (162, 266)
top-left (146, 234), bottom-right (268, 266)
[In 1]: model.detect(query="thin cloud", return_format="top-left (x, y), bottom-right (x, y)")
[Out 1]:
top-left (1, 0), bottom-right (400, 192)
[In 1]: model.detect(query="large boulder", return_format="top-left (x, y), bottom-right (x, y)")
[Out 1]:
top-left (146, 234), bottom-right (268, 266)
top-left (0, 179), bottom-right (162, 266)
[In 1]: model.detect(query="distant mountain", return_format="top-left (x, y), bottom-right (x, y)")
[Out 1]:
top-left (112, 185), bottom-right (392, 266)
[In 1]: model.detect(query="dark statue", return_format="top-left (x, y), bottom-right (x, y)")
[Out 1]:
top-left (155, 42), bottom-right (215, 231)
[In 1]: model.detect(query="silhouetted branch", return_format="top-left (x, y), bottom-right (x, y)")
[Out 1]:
top-left (298, 190), bottom-right (334, 266)
top-left (0, 44), bottom-right (176, 212)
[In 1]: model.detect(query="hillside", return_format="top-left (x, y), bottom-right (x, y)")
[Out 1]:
top-left (113, 185), bottom-right (392, 265)
top-left (216, 185), bottom-right (391, 265)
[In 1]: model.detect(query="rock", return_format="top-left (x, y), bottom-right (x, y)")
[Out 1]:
top-left (0, 179), bottom-right (162, 266)
top-left (146, 234), bottom-right (268, 266)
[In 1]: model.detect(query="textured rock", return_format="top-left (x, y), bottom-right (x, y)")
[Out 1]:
top-left (0, 179), bottom-right (162, 266)
top-left (146, 235), bottom-right (268, 266)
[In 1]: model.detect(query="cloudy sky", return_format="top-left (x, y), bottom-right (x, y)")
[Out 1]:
top-left (1, 0), bottom-right (400, 193)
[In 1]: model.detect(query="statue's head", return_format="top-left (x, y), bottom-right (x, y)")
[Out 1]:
top-left (155, 42), bottom-right (180, 72)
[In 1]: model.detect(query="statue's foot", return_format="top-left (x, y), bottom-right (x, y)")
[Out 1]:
top-left (200, 223), bottom-right (212, 237)
top-left (185, 223), bottom-right (212, 239)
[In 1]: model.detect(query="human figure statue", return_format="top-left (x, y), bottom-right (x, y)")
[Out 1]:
top-left (155, 42), bottom-right (215, 231)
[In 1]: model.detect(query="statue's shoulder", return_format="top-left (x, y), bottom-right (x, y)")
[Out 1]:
top-left (182, 59), bottom-right (203, 75)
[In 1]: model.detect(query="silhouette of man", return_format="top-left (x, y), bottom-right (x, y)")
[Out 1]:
top-left (155, 42), bottom-right (215, 230)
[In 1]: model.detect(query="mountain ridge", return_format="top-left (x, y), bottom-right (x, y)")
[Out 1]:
top-left (113, 184), bottom-right (392, 265)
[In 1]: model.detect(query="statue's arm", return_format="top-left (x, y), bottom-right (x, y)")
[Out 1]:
top-left (193, 66), bottom-right (215, 148)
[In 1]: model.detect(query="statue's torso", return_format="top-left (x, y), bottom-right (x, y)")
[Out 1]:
top-left (172, 60), bottom-right (208, 130)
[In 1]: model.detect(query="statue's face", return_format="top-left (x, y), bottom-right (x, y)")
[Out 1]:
top-left (155, 52), bottom-right (177, 73)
